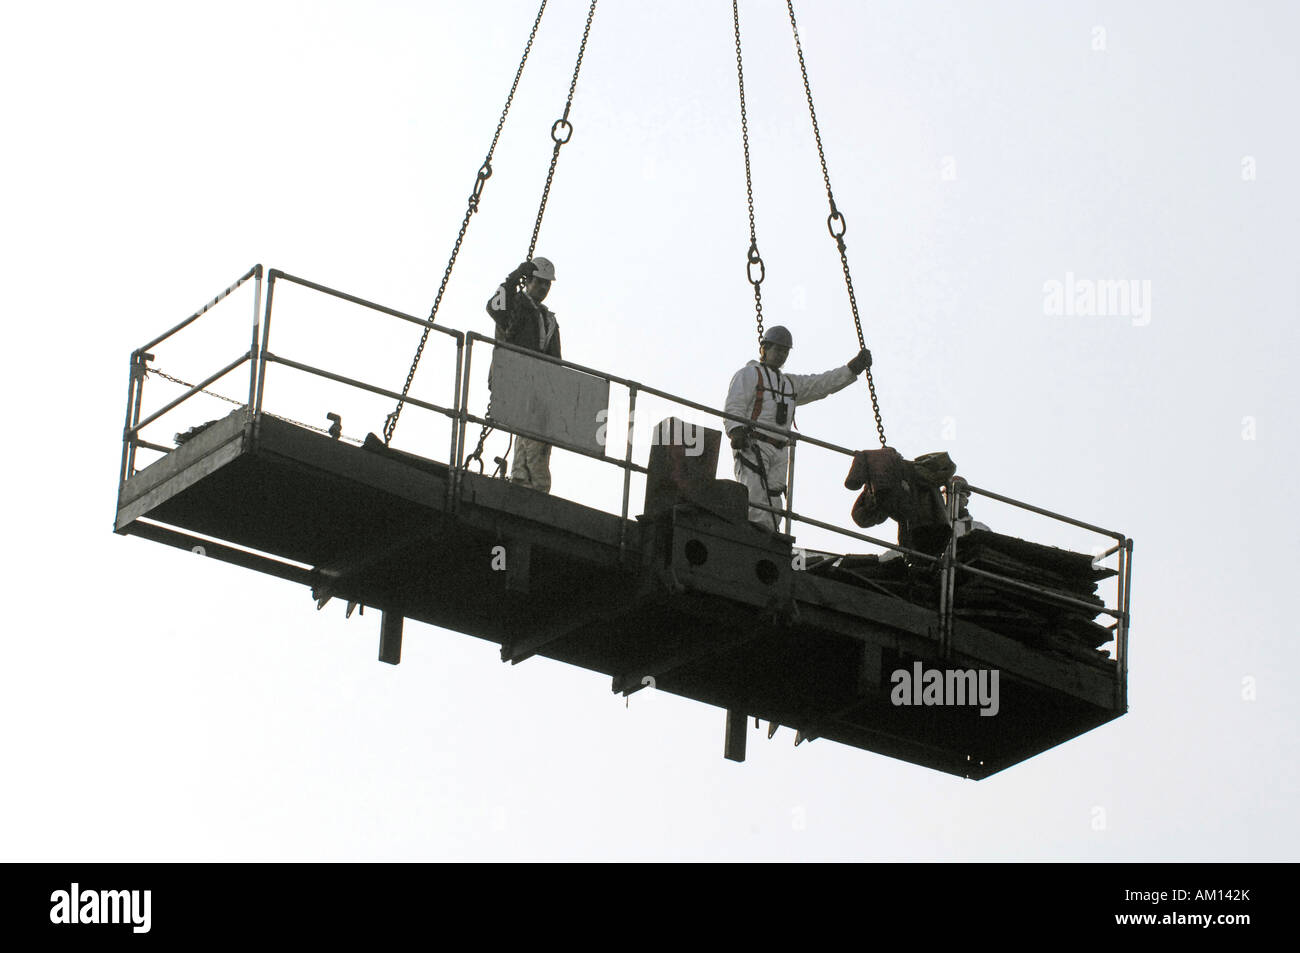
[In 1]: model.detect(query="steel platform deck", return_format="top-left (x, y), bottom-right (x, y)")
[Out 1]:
top-left (115, 408), bottom-right (1125, 779)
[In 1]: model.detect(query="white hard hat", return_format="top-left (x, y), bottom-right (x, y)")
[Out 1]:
top-left (530, 257), bottom-right (556, 281)
top-left (761, 325), bottom-right (793, 348)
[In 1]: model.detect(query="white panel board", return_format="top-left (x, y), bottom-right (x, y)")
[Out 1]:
top-left (489, 347), bottom-right (611, 456)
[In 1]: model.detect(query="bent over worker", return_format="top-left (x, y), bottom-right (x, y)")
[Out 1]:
top-left (724, 325), bottom-right (872, 529)
top-left (485, 256), bottom-right (561, 493)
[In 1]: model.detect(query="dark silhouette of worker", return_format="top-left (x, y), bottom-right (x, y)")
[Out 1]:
top-left (485, 257), bottom-right (560, 492)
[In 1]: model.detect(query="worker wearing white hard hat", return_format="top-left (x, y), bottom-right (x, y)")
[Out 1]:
top-left (724, 326), bottom-right (872, 529)
top-left (485, 256), bottom-right (561, 492)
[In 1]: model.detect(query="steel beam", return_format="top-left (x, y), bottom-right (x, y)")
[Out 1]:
top-left (120, 520), bottom-right (315, 587)
top-left (379, 612), bottom-right (403, 665)
top-left (724, 710), bottom-right (747, 762)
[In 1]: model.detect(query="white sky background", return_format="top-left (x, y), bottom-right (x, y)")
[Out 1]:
top-left (1, 0), bottom-right (1296, 861)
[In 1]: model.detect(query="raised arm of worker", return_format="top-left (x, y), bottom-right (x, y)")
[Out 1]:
top-left (786, 348), bottom-right (871, 404)
top-left (485, 260), bottom-right (537, 336)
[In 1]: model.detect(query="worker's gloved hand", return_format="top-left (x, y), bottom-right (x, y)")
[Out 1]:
top-left (729, 430), bottom-right (751, 451)
top-left (848, 348), bottom-right (872, 374)
top-left (509, 260), bottom-right (537, 284)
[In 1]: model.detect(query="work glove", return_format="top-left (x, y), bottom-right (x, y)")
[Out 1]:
top-left (508, 260), bottom-right (537, 284)
top-left (729, 430), bottom-right (751, 452)
top-left (848, 348), bottom-right (872, 374)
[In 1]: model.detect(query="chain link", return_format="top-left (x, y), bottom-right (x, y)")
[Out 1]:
top-left (383, 0), bottom-right (549, 447)
top-left (463, 401), bottom-right (498, 471)
top-left (786, 0), bottom-right (887, 448)
top-left (149, 368), bottom-right (244, 407)
top-left (732, 0), bottom-right (766, 347)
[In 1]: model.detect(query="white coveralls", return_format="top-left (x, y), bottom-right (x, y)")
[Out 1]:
top-left (724, 359), bottom-right (856, 528)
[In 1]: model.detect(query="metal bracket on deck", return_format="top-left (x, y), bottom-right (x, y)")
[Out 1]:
top-left (379, 611), bottom-right (403, 665)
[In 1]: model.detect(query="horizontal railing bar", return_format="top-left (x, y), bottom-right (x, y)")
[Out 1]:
top-left (138, 265), bottom-right (260, 355)
top-left (468, 331), bottom-right (856, 455)
top-left (965, 484), bottom-right (1125, 541)
top-left (467, 335), bottom-right (1129, 563)
top-left (272, 270), bottom-right (465, 340)
top-left (954, 562), bottom-right (1120, 619)
top-left (133, 438), bottom-right (173, 455)
top-left (637, 380), bottom-right (856, 456)
top-left (459, 411), bottom-right (649, 475)
top-left (130, 352), bottom-right (251, 435)
top-left (264, 353), bottom-right (457, 420)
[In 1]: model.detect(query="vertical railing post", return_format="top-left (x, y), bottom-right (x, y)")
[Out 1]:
top-left (783, 438), bottom-right (796, 536)
top-left (619, 385), bottom-right (638, 558)
top-left (448, 336), bottom-right (465, 508)
top-left (939, 476), bottom-right (965, 658)
top-left (248, 264), bottom-right (263, 410)
top-left (255, 271), bottom-right (277, 417)
top-left (453, 335), bottom-right (476, 513)
top-left (124, 351), bottom-right (151, 480)
top-left (120, 352), bottom-right (142, 487)
top-left (1116, 538), bottom-right (1132, 709)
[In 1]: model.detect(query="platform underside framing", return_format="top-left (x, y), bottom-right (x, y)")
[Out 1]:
top-left (116, 409), bottom-right (1124, 780)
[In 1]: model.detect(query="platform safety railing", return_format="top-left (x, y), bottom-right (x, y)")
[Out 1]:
top-left (120, 282), bottom-right (1130, 699)
top-left (119, 264), bottom-right (264, 489)
top-left (457, 332), bottom-right (1131, 697)
top-left (257, 269), bottom-right (464, 498)
top-left (118, 265), bottom-right (466, 510)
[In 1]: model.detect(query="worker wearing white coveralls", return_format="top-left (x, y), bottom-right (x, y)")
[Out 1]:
top-left (724, 326), bottom-right (872, 528)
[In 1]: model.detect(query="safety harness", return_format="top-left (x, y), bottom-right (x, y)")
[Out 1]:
top-left (736, 363), bottom-right (790, 531)
top-left (748, 364), bottom-right (792, 448)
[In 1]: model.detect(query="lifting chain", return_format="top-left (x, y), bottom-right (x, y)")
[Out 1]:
top-left (786, 0), bottom-right (887, 448)
top-left (528, 0), bottom-right (598, 259)
top-left (732, 0), bottom-right (766, 348)
top-left (465, 0), bottom-right (599, 478)
top-left (382, 0), bottom-right (549, 446)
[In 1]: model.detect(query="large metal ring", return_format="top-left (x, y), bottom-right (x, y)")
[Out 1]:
top-left (827, 210), bottom-right (847, 239)
top-left (747, 257), bottom-right (765, 285)
top-left (551, 119), bottom-right (573, 144)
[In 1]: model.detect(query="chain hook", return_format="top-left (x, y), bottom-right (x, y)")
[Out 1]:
top-left (746, 243), bottom-right (765, 286)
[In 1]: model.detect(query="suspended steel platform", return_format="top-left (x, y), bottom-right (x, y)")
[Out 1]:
top-left (115, 266), bottom-right (1133, 780)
